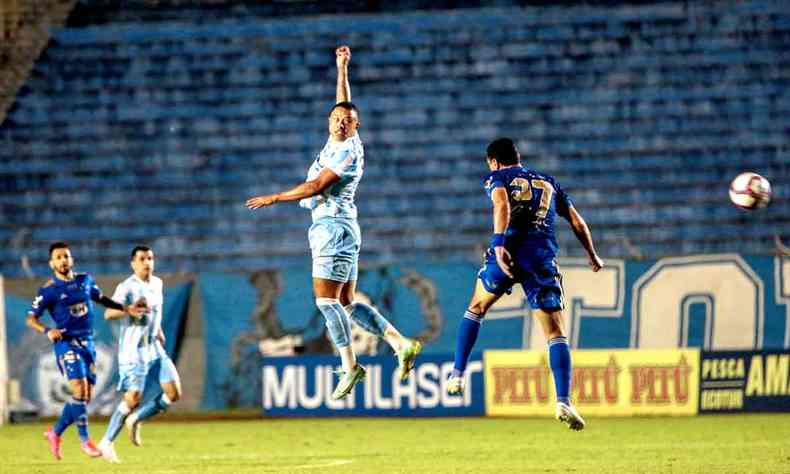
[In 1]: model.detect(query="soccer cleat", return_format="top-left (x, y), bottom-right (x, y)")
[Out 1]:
top-left (397, 339), bottom-right (422, 380)
top-left (125, 413), bottom-right (143, 447)
top-left (80, 439), bottom-right (102, 458)
top-left (556, 401), bottom-right (586, 431)
top-left (331, 364), bottom-right (366, 400)
top-left (447, 375), bottom-right (465, 395)
top-left (43, 427), bottom-right (63, 461)
top-left (98, 439), bottom-right (120, 463)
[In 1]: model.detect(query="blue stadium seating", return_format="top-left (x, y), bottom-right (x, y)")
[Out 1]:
top-left (1, 2), bottom-right (789, 276)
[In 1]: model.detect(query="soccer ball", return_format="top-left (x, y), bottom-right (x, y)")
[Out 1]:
top-left (729, 172), bottom-right (771, 210)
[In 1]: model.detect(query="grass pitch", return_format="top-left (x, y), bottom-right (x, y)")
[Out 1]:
top-left (1, 415), bottom-right (789, 473)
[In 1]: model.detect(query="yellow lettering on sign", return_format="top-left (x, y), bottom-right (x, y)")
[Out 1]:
top-left (745, 355), bottom-right (764, 396)
top-left (765, 355), bottom-right (789, 396)
top-left (700, 390), bottom-right (743, 410)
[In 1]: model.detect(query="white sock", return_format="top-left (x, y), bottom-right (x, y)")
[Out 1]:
top-left (337, 345), bottom-right (356, 373)
top-left (384, 326), bottom-right (406, 353)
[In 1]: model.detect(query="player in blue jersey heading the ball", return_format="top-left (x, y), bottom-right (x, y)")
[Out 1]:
top-left (449, 138), bottom-right (604, 431)
top-left (246, 46), bottom-right (421, 399)
top-left (26, 242), bottom-right (148, 460)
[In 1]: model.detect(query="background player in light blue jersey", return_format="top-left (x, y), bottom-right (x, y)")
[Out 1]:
top-left (449, 138), bottom-right (604, 431)
top-left (97, 246), bottom-right (182, 463)
top-left (246, 46), bottom-right (421, 399)
top-left (26, 242), bottom-right (147, 460)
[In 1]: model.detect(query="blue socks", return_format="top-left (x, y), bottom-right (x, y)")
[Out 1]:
top-left (53, 401), bottom-right (74, 436)
top-left (452, 311), bottom-right (483, 377)
top-left (548, 336), bottom-right (572, 404)
top-left (136, 393), bottom-right (172, 422)
top-left (103, 401), bottom-right (131, 442)
top-left (70, 398), bottom-right (89, 442)
top-left (54, 398), bottom-right (90, 441)
top-left (316, 298), bottom-right (353, 348)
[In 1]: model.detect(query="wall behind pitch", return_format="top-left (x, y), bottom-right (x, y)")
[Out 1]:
top-left (197, 254), bottom-right (789, 409)
top-left (4, 254), bottom-right (785, 412)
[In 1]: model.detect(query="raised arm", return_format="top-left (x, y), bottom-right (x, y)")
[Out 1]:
top-left (490, 187), bottom-right (514, 278)
top-left (565, 205), bottom-right (604, 272)
top-left (246, 168), bottom-right (340, 210)
top-left (336, 45), bottom-right (351, 103)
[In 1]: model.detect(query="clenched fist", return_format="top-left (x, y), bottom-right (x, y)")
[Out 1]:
top-left (336, 45), bottom-right (351, 69)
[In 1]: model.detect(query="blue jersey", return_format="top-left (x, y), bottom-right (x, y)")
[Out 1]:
top-left (28, 273), bottom-right (103, 338)
top-left (484, 166), bottom-right (572, 255)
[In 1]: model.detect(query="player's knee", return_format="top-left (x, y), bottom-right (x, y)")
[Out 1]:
top-left (541, 308), bottom-right (566, 339)
top-left (339, 294), bottom-right (353, 307)
top-left (466, 302), bottom-right (488, 318)
top-left (125, 391), bottom-right (142, 408)
top-left (70, 380), bottom-right (89, 400)
top-left (165, 386), bottom-right (181, 402)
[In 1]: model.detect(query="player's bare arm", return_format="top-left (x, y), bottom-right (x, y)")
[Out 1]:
top-left (336, 45), bottom-right (351, 103)
top-left (246, 168), bottom-right (340, 210)
top-left (104, 298), bottom-right (148, 320)
top-left (566, 205), bottom-right (604, 272)
top-left (491, 186), bottom-right (515, 279)
top-left (26, 314), bottom-right (64, 342)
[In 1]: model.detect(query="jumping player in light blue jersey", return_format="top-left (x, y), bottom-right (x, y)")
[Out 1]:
top-left (247, 46), bottom-right (421, 399)
top-left (97, 246), bottom-right (182, 463)
top-left (448, 138), bottom-right (604, 431)
top-left (26, 242), bottom-right (147, 461)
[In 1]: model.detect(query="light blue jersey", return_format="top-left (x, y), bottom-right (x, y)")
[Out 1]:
top-left (299, 133), bottom-right (364, 221)
top-left (111, 274), bottom-right (166, 366)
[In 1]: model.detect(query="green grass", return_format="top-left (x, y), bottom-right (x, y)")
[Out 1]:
top-left (2, 415), bottom-right (790, 473)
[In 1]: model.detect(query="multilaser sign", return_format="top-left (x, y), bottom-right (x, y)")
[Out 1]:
top-left (700, 350), bottom-right (790, 413)
top-left (484, 349), bottom-right (700, 416)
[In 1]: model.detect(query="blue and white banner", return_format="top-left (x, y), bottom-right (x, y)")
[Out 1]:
top-left (199, 255), bottom-right (790, 410)
top-left (262, 354), bottom-right (485, 417)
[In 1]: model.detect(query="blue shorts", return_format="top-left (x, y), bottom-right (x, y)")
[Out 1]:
top-left (54, 337), bottom-right (97, 385)
top-left (309, 217), bottom-right (361, 283)
top-left (117, 356), bottom-right (179, 393)
top-left (478, 245), bottom-right (564, 310)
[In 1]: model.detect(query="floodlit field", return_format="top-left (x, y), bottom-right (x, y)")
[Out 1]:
top-left (1, 415), bottom-right (789, 473)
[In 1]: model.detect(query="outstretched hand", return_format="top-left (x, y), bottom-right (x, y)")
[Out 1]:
top-left (336, 45), bottom-right (351, 69)
top-left (246, 195), bottom-right (277, 209)
top-left (495, 246), bottom-right (515, 279)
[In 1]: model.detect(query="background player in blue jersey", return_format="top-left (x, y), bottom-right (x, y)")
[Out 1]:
top-left (246, 46), bottom-right (421, 399)
top-left (26, 242), bottom-right (147, 460)
top-left (98, 246), bottom-right (182, 463)
top-left (448, 138), bottom-right (604, 431)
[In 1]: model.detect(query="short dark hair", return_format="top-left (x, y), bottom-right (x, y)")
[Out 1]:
top-left (49, 241), bottom-right (69, 258)
top-left (131, 245), bottom-right (152, 260)
top-left (329, 101), bottom-right (359, 116)
top-left (486, 137), bottom-right (520, 166)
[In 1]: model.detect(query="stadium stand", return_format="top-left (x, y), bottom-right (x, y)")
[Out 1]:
top-left (0, 0), bottom-right (788, 275)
